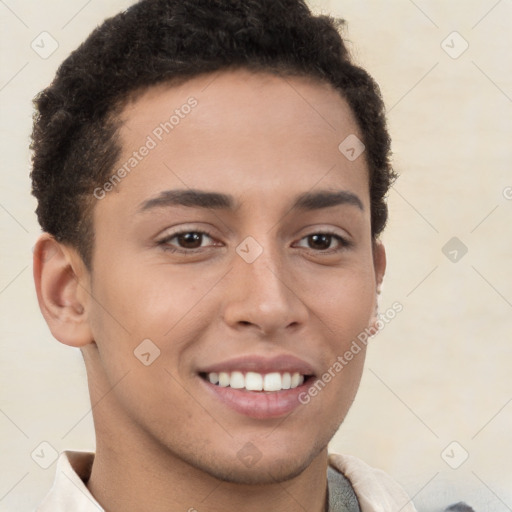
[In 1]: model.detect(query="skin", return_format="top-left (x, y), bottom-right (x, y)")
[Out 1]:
top-left (33, 69), bottom-right (386, 512)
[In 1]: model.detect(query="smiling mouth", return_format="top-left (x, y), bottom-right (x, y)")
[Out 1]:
top-left (199, 371), bottom-right (314, 392)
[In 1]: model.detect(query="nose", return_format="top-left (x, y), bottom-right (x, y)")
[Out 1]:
top-left (221, 241), bottom-right (309, 337)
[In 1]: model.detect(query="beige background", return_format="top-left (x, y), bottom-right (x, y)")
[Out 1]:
top-left (1, 1), bottom-right (511, 511)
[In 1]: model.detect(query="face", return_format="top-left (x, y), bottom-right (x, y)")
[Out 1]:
top-left (82, 70), bottom-right (385, 484)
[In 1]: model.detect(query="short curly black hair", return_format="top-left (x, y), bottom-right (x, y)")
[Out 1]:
top-left (31, 0), bottom-right (395, 269)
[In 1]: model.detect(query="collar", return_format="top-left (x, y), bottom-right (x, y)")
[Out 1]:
top-left (36, 451), bottom-right (101, 511)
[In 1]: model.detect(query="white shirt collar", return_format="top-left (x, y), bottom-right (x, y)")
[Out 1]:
top-left (36, 451), bottom-right (103, 511)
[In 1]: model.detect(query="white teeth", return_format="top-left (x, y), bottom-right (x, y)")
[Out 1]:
top-left (204, 371), bottom-right (306, 392)
top-left (230, 371), bottom-right (245, 389)
top-left (290, 372), bottom-right (301, 388)
top-left (263, 372), bottom-right (282, 391)
top-left (218, 372), bottom-right (230, 387)
top-left (245, 372), bottom-right (263, 391)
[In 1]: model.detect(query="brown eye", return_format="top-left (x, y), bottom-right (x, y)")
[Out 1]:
top-left (158, 230), bottom-right (217, 253)
top-left (176, 232), bottom-right (203, 249)
top-left (295, 232), bottom-right (350, 253)
top-left (307, 234), bottom-right (333, 250)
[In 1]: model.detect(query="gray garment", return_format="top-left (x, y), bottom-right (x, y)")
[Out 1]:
top-left (327, 465), bottom-right (361, 512)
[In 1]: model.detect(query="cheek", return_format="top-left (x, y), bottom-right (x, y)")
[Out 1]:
top-left (304, 264), bottom-right (377, 334)
top-left (87, 257), bottom-right (218, 380)
top-left (89, 256), bottom-right (206, 334)
top-left (85, 266), bottom-right (210, 426)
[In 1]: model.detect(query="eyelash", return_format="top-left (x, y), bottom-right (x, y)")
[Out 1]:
top-left (157, 229), bottom-right (352, 254)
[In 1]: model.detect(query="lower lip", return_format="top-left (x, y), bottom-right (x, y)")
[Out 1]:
top-left (199, 376), bottom-right (311, 419)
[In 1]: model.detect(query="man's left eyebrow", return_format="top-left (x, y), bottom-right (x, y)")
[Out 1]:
top-left (290, 190), bottom-right (364, 212)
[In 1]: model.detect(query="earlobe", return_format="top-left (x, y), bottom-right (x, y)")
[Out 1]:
top-left (33, 234), bottom-right (94, 347)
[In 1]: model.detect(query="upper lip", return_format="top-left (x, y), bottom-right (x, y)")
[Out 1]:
top-left (198, 354), bottom-right (316, 376)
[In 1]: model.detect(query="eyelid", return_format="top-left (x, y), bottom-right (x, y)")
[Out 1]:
top-left (294, 225), bottom-right (352, 242)
top-left (156, 222), bottom-right (217, 240)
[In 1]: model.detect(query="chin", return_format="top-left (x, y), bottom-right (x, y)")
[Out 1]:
top-left (208, 456), bottom-right (316, 485)
top-left (183, 438), bottom-right (328, 486)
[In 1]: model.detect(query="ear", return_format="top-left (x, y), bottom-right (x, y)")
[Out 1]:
top-left (33, 234), bottom-right (94, 347)
top-left (372, 240), bottom-right (386, 294)
top-left (369, 240), bottom-right (387, 328)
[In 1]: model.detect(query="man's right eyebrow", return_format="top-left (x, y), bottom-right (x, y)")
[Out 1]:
top-left (138, 189), bottom-right (235, 213)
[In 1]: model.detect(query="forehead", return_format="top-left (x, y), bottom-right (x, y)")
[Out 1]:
top-left (120, 69), bottom-right (362, 145)
top-left (98, 69), bottom-right (369, 217)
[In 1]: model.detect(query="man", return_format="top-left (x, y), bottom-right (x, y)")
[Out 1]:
top-left (31, 0), bottom-right (416, 510)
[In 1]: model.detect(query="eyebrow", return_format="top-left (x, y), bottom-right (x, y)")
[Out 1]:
top-left (138, 188), bottom-right (364, 213)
